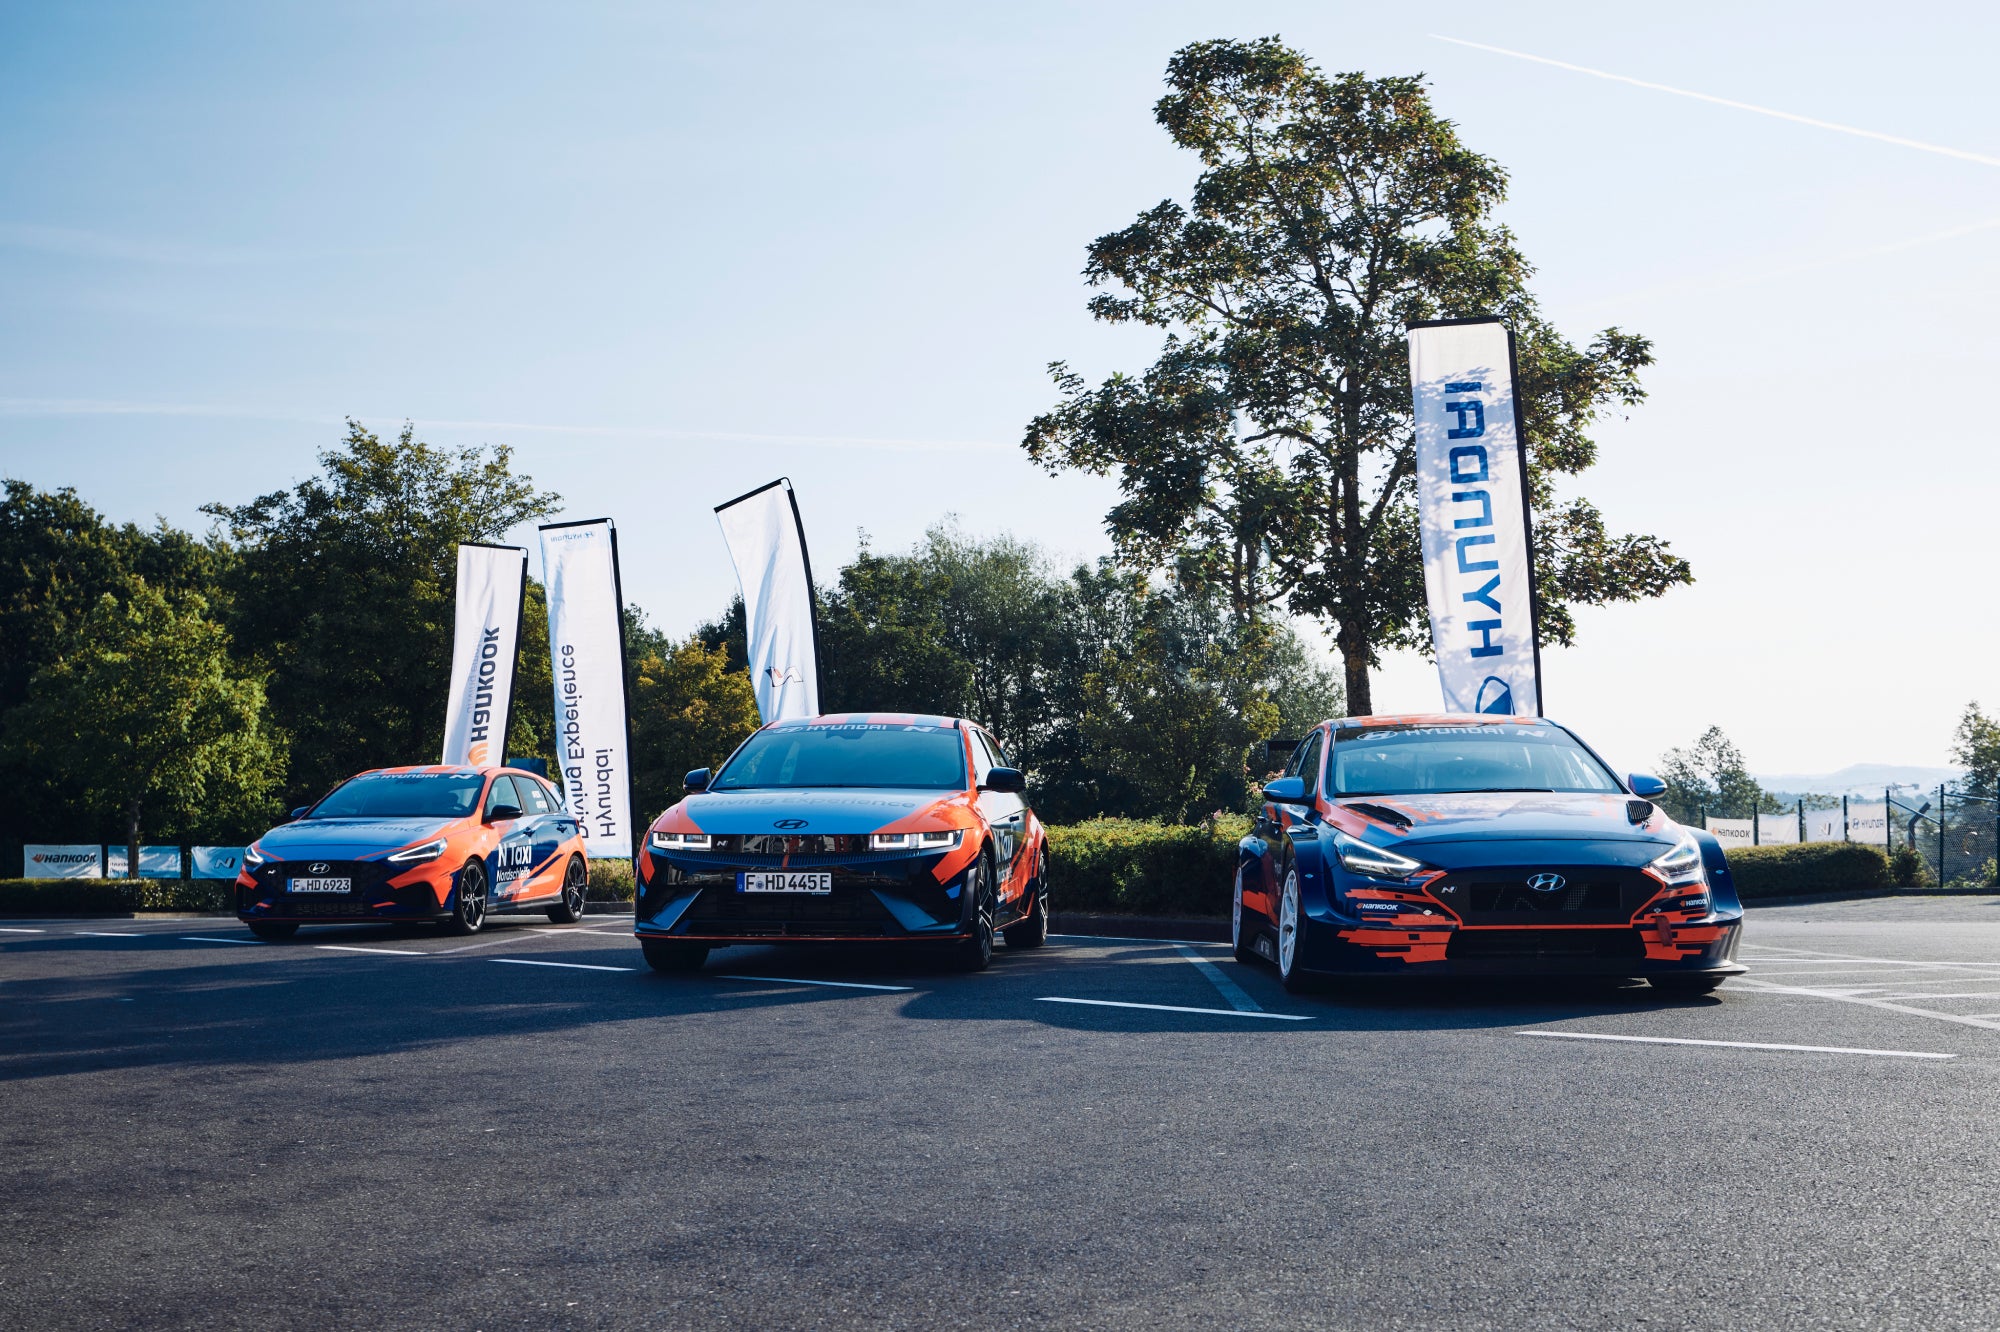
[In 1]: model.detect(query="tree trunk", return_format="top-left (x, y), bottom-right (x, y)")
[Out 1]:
top-left (124, 797), bottom-right (142, 881)
top-left (1338, 631), bottom-right (1372, 717)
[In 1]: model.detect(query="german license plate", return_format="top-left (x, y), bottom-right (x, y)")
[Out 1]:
top-left (289, 877), bottom-right (352, 894)
top-left (739, 871), bottom-right (832, 894)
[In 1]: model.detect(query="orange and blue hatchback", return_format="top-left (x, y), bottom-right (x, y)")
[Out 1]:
top-left (235, 765), bottom-right (590, 941)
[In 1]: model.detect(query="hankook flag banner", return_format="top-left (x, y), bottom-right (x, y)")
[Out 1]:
top-left (1407, 318), bottom-right (1542, 717)
top-left (24, 844), bottom-right (103, 878)
top-left (715, 478), bottom-right (821, 723)
top-left (538, 519), bottom-right (635, 856)
top-left (441, 543), bottom-right (528, 767)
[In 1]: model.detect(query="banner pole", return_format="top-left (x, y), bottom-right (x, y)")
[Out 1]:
top-left (501, 549), bottom-right (527, 765)
top-left (607, 520), bottom-right (639, 863)
top-left (1502, 326), bottom-right (1545, 715)
top-left (782, 479), bottom-right (824, 712)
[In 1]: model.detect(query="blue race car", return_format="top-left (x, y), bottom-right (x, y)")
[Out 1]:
top-left (1234, 714), bottom-right (1745, 993)
top-left (633, 713), bottom-right (1048, 974)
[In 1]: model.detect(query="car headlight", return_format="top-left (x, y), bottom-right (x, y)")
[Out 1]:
top-left (1647, 831), bottom-right (1707, 888)
top-left (1332, 830), bottom-right (1426, 881)
top-left (386, 837), bottom-right (447, 865)
top-left (244, 844), bottom-right (270, 868)
top-left (649, 831), bottom-right (712, 851)
top-left (871, 830), bottom-right (964, 850)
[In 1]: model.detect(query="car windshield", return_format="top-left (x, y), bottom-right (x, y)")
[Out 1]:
top-left (711, 723), bottom-right (969, 790)
top-left (1329, 723), bottom-right (1620, 796)
top-left (307, 772), bottom-right (486, 819)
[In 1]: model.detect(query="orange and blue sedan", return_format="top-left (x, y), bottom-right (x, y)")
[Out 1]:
top-left (236, 765), bottom-right (590, 941)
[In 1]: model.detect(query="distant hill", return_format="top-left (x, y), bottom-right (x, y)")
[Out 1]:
top-left (1753, 763), bottom-right (1967, 796)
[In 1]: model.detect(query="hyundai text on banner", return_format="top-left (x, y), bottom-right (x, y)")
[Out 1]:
top-left (192, 846), bottom-right (249, 879)
top-left (1847, 802), bottom-right (1889, 846)
top-left (24, 845), bottom-right (103, 878)
top-left (1407, 319), bottom-right (1541, 716)
top-left (538, 520), bottom-right (634, 855)
top-left (714, 478), bottom-right (820, 722)
top-left (442, 543), bottom-right (528, 766)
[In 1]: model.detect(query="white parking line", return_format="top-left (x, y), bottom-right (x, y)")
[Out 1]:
top-left (0, 927), bottom-right (46, 933)
top-left (180, 936), bottom-right (255, 945)
top-left (314, 944), bottom-right (427, 957)
top-left (716, 975), bottom-right (913, 992)
top-left (1736, 978), bottom-right (2000, 1033)
top-left (490, 958), bottom-right (634, 973)
top-left (74, 931), bottom-right (140, 938)
top-left (1172, 944), bottom-right (1264, 1013)
top-left (1876, 992), bottom-right (2000, 1001)
top-left (1519, 1030), bottom-right (1955, 1060)
top-left (1037, 997), bottom-right (1313, 1021)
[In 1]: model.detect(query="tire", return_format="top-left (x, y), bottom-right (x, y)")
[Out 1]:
top-left (641, 939), bottom-right (709, 973)
top-left (1276, 866), bottom-right (1313, 993)
top-left (1001, 849), bottom-right (1048, 950)
top-left (1231, 865), bottom-right (1258, 965)
top-left (949, 853), bottom-right (996, 972)
top-left (442, 859), bottom-right (488, 936)
top-left (546, 855), bottom-right (588, 924)
top-left (1650, 974), bottom-right (1726, 996)
top-left (247, 921), bottom-right (298, 942)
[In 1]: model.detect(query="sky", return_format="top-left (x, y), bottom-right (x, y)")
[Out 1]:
top-left (2, 0), bottom-right (1996, 778)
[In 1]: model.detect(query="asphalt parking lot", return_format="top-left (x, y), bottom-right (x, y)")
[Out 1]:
top-left (5, 897), bottom-right (2000, 1331)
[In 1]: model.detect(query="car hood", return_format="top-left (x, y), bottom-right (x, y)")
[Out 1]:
top-left (666, 788), bottom-right (974, 835)
top-left (1334, 792), bottom-right (1678, 866)
top-left (255, 817), bottom-right (457, 859)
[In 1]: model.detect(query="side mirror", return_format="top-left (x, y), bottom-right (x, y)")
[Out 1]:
top-left (684, 767), bottom-right (711, 793)
top-left (485, 804), bottom-right (524, 823)
top-left (290, 806), bottom-right (310, 821)
top-left (1628, 773), bottom-right (1667, 799)
top-left (1263, 775), bottom-right (1311, 805)
top-left (980, 766), bottom-right (1026, 795)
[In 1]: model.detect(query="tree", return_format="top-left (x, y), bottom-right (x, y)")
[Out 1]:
top-left (3, 585), bottom-right (283, 874)
top-left (1952, 702), bottom-right (2000, 801)
top-left (1023, 38), bottom-right (1691, 713)
top-left (626, 623), bottom-right (760, 828)
top-left (1656, 726), bottom-right (1782, 824)
top-left (204, 422), bottom-right (559, 804)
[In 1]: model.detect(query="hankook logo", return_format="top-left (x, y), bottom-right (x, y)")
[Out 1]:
top-left (1526, 873), bottom-right (1566, 893)
top-left (773, 819), bottom-right (809, 830)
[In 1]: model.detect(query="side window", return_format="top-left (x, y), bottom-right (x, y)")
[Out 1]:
top-left (539, 778), bottom-right (569, 816)
top-left (516, 778), bottom-right (551, 815)
top-left (1294, 730), bottom-right (1326, 796)
top-left (982, 731), bottom-right (1014, 767)
top-left (968, 729), bottom-right (997, 785)
top-left (484, 775), bottom-right (521, 816)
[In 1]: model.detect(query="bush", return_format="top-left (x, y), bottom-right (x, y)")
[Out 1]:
top-left (1888, 844), bottom-right (1933, 888)
top-left (1045, 816), bottom-right (1247, 917)
top-left (587, 857), bottom-right (635, 901)
top-left (0, 878), bottom-right (233, 914)
top-left (1725, 843), bottom-right (1893, 900)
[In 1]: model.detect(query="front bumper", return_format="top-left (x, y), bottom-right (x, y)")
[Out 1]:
top-left (1294, 913), bottom-right (1746, 979)
top-left (634, 844), bottom-right (971, 944)
top-left (236, 858), bottom-right (455, 923)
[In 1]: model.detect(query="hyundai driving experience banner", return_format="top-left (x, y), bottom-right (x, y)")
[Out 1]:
top-left (1407, 318), bottom-right (1542, 717)
top-left (441, 543), bottom-right (528, 767)
top-left (714, 478), bottom-right (821, 723)
top-left (538, 519), bottom-right (635, 857)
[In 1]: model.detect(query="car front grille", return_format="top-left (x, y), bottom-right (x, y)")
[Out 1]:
top-left (1446, 928), bottom-right (1645, 961)
top-left (679, 885), bottom-right (909, 937)
top-left (1425, 867), bottom-right (1659, 926)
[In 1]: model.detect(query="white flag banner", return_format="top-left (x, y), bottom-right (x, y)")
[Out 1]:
top-left (1803, 809), bottom-right (1846, 843)
top-left (191, 846), bottom-right (249, 879)
top-left (715, 478), bottom-right (821, 722)
top-left (1705, 818), bottom-right (1754, 848)
top-left (1408, 319), bottom-right (1541, 716)
top-left (105, 846), bottom-right (182, 878)
top-left (539, 520), bottom-right (634, 855)
top-left (24, 844), bottom-right (103, 878)
top-left (1756, 813), bottom-right (1799, 845)
top-left (1847, 802), bottom-right (1889, 846)
top-left (441, 543), bottom-right (528, 766)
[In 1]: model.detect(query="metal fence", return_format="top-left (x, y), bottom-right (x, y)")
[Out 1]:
top-left (1889, 787), bottom-right (1998, 886)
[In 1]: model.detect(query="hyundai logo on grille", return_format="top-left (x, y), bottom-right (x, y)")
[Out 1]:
top-left (773, 819), bottom-right (809, 830)
top-left (1526, 873), bottom-right (1567, 893)
top-left (309, 862), bottom-right (331, 875)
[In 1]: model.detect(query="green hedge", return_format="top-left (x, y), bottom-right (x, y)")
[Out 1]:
top-left (588, 858), bottom-right (635, 901)
top-left (1046, 817), bottom-right (1245, 917)
top-left (0, 879), bottom-right (234, 914)
top-left (1724, 842), bottom-right (1893, 900)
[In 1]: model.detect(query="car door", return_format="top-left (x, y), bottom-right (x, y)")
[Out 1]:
top-left (971, 728), bottom-right (1026, 906)
top-left (1257, 728), bottom-right (1324, 921)
top-left (514, 776), bottom-right (561, 898)
top-left (483, 775), bottom-right (535, 902)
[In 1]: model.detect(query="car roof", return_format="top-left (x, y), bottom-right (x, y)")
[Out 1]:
top-left (765, 712), bottom-right (967, 730)
top-left (1326, 713), bottom-right (1549, 730)
top-left (354, 764), bottom-right (549, 780)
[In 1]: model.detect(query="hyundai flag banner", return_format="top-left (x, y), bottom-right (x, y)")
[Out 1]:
top-left (538, 519), bottom-right (635, 856)
top-left (442, 543), bottom-right (528, 766)
top-left (24, 844), bottom-right (102, 878)
top-left (1755, 813), bottom-right (1799, 845)
top-left (1847, 802), bottom-right (1889, 846)
top-left (192, 846), bottom-right (249, 879)
top-left (1407, 319), bottom-right (1541, 716)
top-left (106, 846), bottom-right (183, 878)
top-left (715, 478), bottom-right (821, 722)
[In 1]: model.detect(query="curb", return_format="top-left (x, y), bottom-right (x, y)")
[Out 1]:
top-left (584, 902), bottom-right (635, 915)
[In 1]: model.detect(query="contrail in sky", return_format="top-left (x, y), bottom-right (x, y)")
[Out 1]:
top-left (1432, 35), bottom-right (2000, 169)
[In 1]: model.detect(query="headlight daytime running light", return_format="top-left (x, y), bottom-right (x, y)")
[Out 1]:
top-left (649, 831), bottom-right (712, 851)
top-left (1332, 830), bottom-right (1426, 881)
top-left (1647, 831), bottom-right (1707, 888)
top-left (244, 844), bottom-right (269, 868)
top-left (871, 830), bottom-right (963, 851)
top-left (386, 837), bottom-right (447, 865)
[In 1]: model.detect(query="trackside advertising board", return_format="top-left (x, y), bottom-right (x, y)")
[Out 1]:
top-left (538, 519), bottom-right (635, 857)
top-left (192, 847), bottom-right (249, 879)
top-left (106, 846), bottom-right (184, 878)
top-left (715, 478), bottom-right (821, 723)
top-left (1407, 319), bottom-right (1542, 717)
top-left (24, 845), bottom-right (103, 878)
top-left (441, 543), bottom-right (528, 767)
